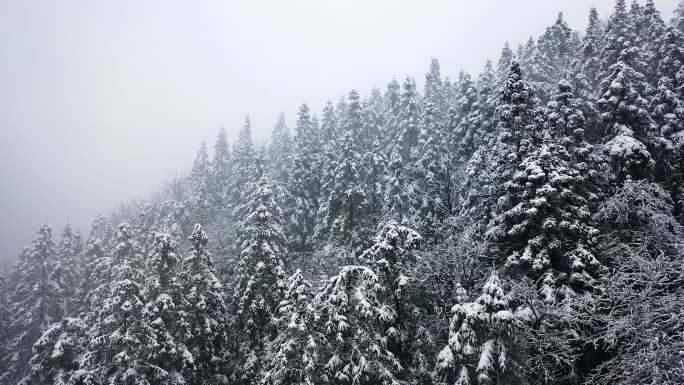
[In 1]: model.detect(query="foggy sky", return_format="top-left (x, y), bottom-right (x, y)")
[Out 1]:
top-left (0, 0), bottom-right (679, 263)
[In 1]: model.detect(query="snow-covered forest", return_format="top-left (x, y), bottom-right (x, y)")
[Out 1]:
top-left (2, 0), bottom-right (684, 384)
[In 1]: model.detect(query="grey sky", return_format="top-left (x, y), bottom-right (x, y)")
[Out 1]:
top-left (0, 0), bottom-right (679, 263)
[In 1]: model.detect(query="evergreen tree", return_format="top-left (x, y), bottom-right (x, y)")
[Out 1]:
top-left (260, 269), bottom-right (326, 385)
top-left (436, 272), bottom-right (528, 385)
top-left (496, 42), bottom-right (514, 83)
top-left (410, 100), bottom-right (451, 238)
top-left (142, 231), bottom-right (193, 384)
top-left (269, 113), bottom-right (294, 183)
top-left (230, 116), bottom-right (260, 206)
top-left (383, 78), bottom-right (402, 147)
top-left (19, 317), bottom-right (88, 385)
top-left (189, 142), bottom-right (213, 223)
top-left (315, 131), bottom-right (369, 246)
top-left (52, 224), bottom-right (83, 316)
top-left (232, 177), bottom-right (288, 384)
top-left (424, 58), bottom-right (447, 119)
top-left (673, 0), bottom-right (684, 33)
top-left (1, 224), bottom-right (62, 385)
top-left (487, 141), bottom-right (603, 301)
top-left (212, 127), bottom-right (232, 205)
top-left (395, 78), bottom-right (422, 163)
top-left (76, 222), bottom-right (153, 385)
top-left (316, 265), bottom-right (401, 385)
top-left (358, 222), bottom-right (433, 384)
top-left (289, 104), bottom-right (321, 250)
top-left (320, 101), bottom-right (338, 146)
top-left (181, 224), bottom-right (230, 385)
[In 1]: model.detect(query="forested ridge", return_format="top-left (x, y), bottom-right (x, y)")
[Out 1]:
top-left (1, 1), bottom-right (684, 384)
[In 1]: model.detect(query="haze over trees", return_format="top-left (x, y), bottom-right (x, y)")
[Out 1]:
top-left (1, 1), bottom-right (684, 384)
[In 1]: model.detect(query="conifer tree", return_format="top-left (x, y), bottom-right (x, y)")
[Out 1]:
top-left (19, 317), bottom-right (88, 385)
top-left (181, 224), bottom-right (230, 385)
top-left (1, 224), bottom-right (62, 385)
top-left (189, 142), bottom-right (213, 223)
top-left (358, 222), bottom-right (433, 384)
top-left (410, 100), bottom-right (451, 238)
top-left (76, 222), bottom-right (153, 385)
top-left (316, 265), bottom-right (401, 385)
top-left (436, 273), bottom-right (526, 385)
top-left (232, 176), bottom-right (288, 384)
top-left (52, 224), bottom-right (83, 316)
top-left (142, 231), bottom-right (193, 384)
top-left (395, 78), bottom-right (422, 163)
top-left (320, 101), bottom-right (338, 146)
top-left (269, 113), bottom-right (294, 183)
top-left (487, 139), bottom-right (602, 301)
top-left (315, 130), bottom-right (369, 246)
top-left (260, 269), bottom-right (326, 385)
top-left (289, 104), bottom-right (321, 250)
top-left (230, 116), bottom-right (260, 206)
top-left (212, 127), bottom-right (232, 205)
top-left (424, 58), bottom-right (447, 119)
top-left (384, 78), bottom-right (402, 147)
top-left (496, 42), bottom-right (514, 83)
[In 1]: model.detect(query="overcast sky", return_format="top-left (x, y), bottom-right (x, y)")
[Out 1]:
top-left (0, 0), bottom-right (679, 263)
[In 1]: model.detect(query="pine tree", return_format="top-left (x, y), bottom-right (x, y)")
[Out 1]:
top-left (269, 113), bottom-right (294, 183)
top-left (230, 116), bottom-right (260, 206)
top-left (77, 215), bottom-right (112, 316)
top-left (316, 265), bottom-right (401, 385)
top-left (260, 269), bottom-right (325, 385)
top-left (0, 267), bottom-right (10, 376)
top-left (142, 231), bottom-right (193, 384)
top-left (358, 222), bottom-right (433, 384)
top-left (487, 140), bottom-right (602, 302)
top-left (320, 101), bottom-right (338, 147)
top-left (395, 78), bottom-right (422, 163)
top-left (189, 142), bottom-right (213, 223)
top-left (181, 224), bottom-right (230, 385)
top-left (382, 148), bottom-right (410, 223)
top-left (424, 58), bottom-right (447, 119)
top-left (436, 272), bottom-right (527, 385)
top-left (289, 104), bottom-right (321, 250)
top-left (76, 222), bottom-right (153, 385)
top-left (232, 176), bottom-right (288, 384)
top-left (496, 43), bottom-right (514, 83)
top-left (383, 78), bottom-right (402, 148)
top-left (597, 60), bottom-right (654, 181)
top-left (1, 224), bottom-right (62, 385)
top-left (315, 130), bottom-right (369, 246)
top-left (673, 0), bottom-right (684, 33)
top-left (212, 127), bottom-right (232, 205)
top-left (51, 224), bottom-right (83, 317)
top-left (528, 13), bottom-right (579, 103)
top-left (19, 317), bottom-right (88, 385)
top-left (410, 99), bottom-right (451, 238)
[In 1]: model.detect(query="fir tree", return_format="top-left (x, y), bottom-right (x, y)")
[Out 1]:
top-left (212, 127), bottom-right (232, 205)
top-left (1, 224), bottom-right (62, 385)
top-left (315, 131), bottom-right (369, 246)
top-left (232, 176), bottom-right (288, 384)
top-left (260, 270), bottom-right (326, 385)
top-left (395, 78), bottom-right (422, 163)
top-left (142, 231), bottom-right (193, 384)
top-left (189, 142), bottom-right (213, 223)
top-left (230, 116), bottom-right (260, 206)
top-left (181, 224), bottom-right (230, 385)
top-left (289, 104), bottom-right (321, 250)
top-left (436, 272), bottom-right (527, 385)
top-left (19, 317), bottom-right (88, 385)
top-left (269, 113), bottom-right (294, 183)
top-left (76, 222), bottom-right (153, 385)
top-left (486, 141), bottom-right (602, 302)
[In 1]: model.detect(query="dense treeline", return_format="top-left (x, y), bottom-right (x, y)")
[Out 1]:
top-left (1, 1), bottom-right (684, 384)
